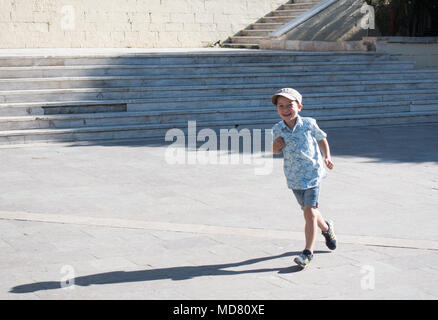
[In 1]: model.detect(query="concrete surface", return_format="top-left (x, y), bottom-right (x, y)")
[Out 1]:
top-left (0, 122), bottom-right (437, 299)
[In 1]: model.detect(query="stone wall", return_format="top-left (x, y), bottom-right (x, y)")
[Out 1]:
top-left (0, 0), bottom-right (286, 48)
top-left (368, 37), bottom-right (438, 69)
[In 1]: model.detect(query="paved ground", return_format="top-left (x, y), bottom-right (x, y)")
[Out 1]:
top-left (0, 123), bottom-right (437, 300)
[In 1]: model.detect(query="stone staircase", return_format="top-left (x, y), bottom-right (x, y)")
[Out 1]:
top-left (223, 0), bottom-right (321, 49)
top-left (0, 49), bottom-right (438, 145)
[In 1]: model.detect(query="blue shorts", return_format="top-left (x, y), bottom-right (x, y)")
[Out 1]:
top-left (292, 186), bottom-right (320, 209)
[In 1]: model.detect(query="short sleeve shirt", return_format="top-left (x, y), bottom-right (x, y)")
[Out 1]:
top-left (272, 116), bottom-right (327, 190)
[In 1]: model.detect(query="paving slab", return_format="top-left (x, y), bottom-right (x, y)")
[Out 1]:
top-left (0, 123), bottom-right (437, 300)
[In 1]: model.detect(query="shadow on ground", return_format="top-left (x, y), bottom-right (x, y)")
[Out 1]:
top-left (10, 251), bottom-right (330, 294)
top-left (324, 123), bottom-right (438, 163)
top-left (62, 123), bottom-right (438, 164)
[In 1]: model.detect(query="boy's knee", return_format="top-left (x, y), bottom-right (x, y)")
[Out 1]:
top-left (303, 206), bottom-right (318, 219)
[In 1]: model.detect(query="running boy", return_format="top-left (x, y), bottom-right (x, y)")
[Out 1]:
top-left (271, 88), bottom-right (337, 269)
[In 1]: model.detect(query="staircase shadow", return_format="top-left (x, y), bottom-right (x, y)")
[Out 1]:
top-left (9, 250), bottom-right (330, 294)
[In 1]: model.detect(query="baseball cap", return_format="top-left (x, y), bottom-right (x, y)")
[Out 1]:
top-left (272, 88), bottom-right (302, 105)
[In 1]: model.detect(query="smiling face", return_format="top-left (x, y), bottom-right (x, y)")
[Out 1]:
top-left (275, 95), bottom-right (302, 122)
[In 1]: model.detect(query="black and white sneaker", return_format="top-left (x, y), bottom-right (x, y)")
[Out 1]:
top-left (294, 250), bottom-right (313, 268)
top-left (322, 220), bottom-right (337, 250)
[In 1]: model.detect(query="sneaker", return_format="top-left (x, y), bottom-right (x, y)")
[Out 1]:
top-left (322, 220), bottom-right (337, 250)
top-left (294, 250), bottom-right (313, 268)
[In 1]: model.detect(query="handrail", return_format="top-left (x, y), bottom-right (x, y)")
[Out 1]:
top-left (270, 0), bottom-right (339, 38)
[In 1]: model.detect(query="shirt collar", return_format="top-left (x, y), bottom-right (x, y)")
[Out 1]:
top-left (280, 116), bottom-right (303, 132)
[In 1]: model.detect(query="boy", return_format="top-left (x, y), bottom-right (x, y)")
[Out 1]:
top-left (271, 88), bottom-right (337, 269)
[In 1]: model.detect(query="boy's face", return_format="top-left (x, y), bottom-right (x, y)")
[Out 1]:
top-left (276, 96), bottom-right (302, 122)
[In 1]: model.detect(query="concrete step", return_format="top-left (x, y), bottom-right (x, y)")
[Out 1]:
top-left (1, 48), bottom-right (435, 146)
top-left (260, 16), bottom-right (296, 24)
top-left (0, 69), bottom-right (437, 91)
top-left (270, 9), bottom-right (306, 16)
top-left (0, 60), bottom-right (414, 79)
top-left (124, 89), bottom-right (438, 112)
top-left (281, 3), bottom-right (319, 10)
top-left (1, 79), bottom-right (437, 103)
top-left (2, 111), bottom-right (438, 145)
top-left (291, 0), bottom-right (320, 3)
top-left (250, 23), bottom-right (283, 30)
top-left (220, 43), bottom-right (260, 49)
top-left (230, 4), bottom-right (306, 44)
top-left (220, 0), bottom-right (316, 49)
top-left (292, 0), bottom-right (320, 3)
top-left (409, 100), bottom-right (438, 112)
top-left (0, 109), bottom-right (279, 131)
top-left (1, 89), bottom-right (431, 115)
top-left (0, 50), bottom-right (394, 67)
top-left (0, 51), bottom-right (322, 67)
top-left (317, 111), bottom-right (438, 129)
top-left (239, 30), bottom-right (275, 37)
top-left (0, 101), bottom-right (129, 116)
top-left (229, 36), bottom-right (265, 44)
top-left (0, 100), bottom-right (423, 131)
top-left (3, 98), bottom-right (437, 118)
top-left (261, 16), bottom-right (298, 23)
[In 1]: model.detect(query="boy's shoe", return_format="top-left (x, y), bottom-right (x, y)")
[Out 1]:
top-left (322, 220), bottom-right (337, 250)
top-left (294, 250), bottom-right (313, 268)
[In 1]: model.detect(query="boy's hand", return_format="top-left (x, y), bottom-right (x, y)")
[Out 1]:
top-left (273, 137), bottom-right (285, 154)
top-left (325, 157), bottom-right (335, 170)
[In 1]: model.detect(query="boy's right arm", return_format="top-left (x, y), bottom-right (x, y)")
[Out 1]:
top-left (272, 137), bottom-right (285, 154)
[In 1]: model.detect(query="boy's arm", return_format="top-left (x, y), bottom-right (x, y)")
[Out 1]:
top-left (272, 126), bottom-right (284, 154)
top-left (317, 138), bottom-right (334, 170)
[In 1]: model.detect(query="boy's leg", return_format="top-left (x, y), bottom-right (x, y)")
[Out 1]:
top-left (303, 206), bottom-right (319, 253)
top-left (304, 206), bottom-right (336, 252)
top-left (301, 185), bottom-right (327, 252)
top-left (293, 186), bottom-right (334, 267)
top-left (314, 208), bottom-right (329, 233)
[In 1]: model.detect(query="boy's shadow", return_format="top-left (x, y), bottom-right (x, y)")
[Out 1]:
top-left (10, 250), bottom-right (330, 294)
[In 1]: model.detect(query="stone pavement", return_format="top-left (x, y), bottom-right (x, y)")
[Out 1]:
top-left (0, 123), bottom-right (437, 300)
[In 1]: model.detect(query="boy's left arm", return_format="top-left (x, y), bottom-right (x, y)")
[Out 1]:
top-left (318, 139), bottom-right (334, 170)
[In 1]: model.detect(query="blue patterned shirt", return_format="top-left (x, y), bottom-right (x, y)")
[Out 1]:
top-left (272, 116), bottom-right (328, 190)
